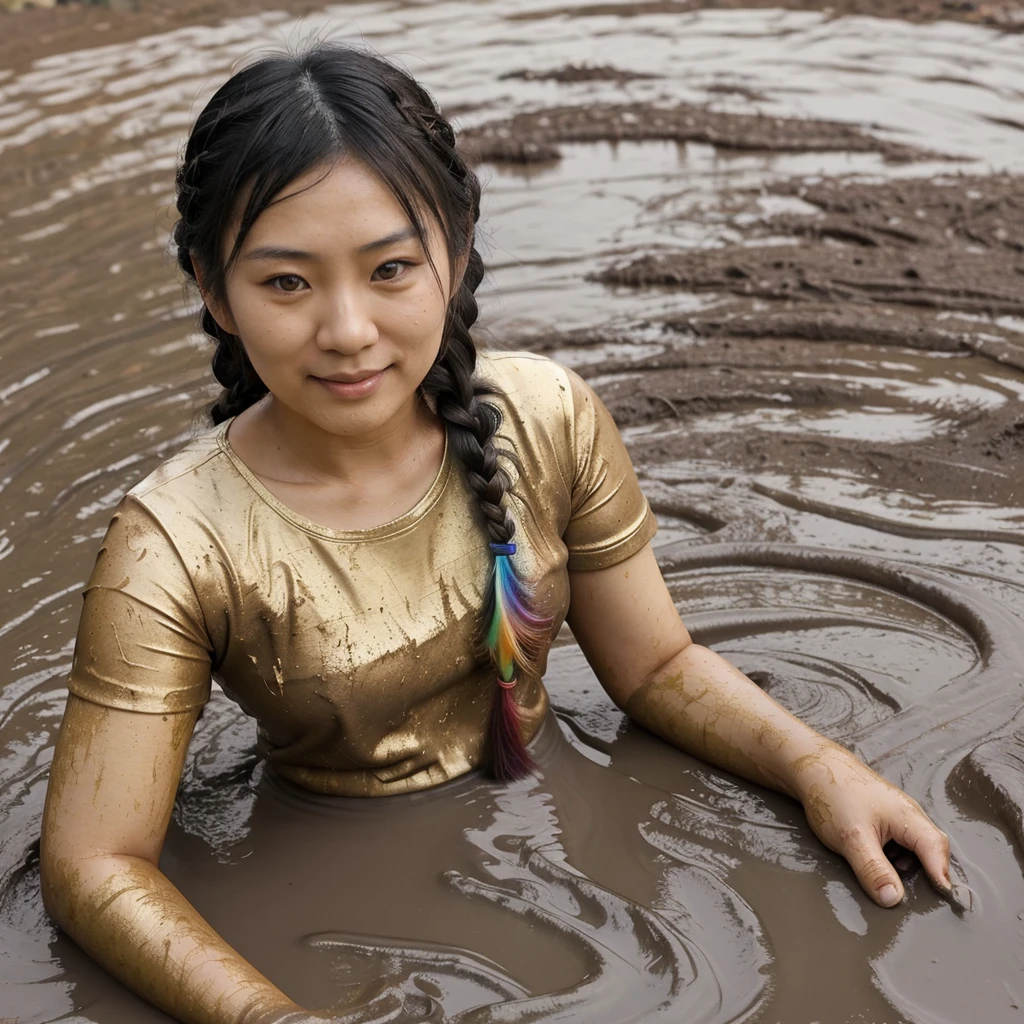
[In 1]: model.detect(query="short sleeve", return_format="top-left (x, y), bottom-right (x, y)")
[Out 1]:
top-left (563, 369), bottom-right (658, 571)
top-left (67, 495), bottom-right (212, 714)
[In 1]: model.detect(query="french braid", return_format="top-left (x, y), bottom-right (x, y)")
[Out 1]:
top-left (174, 147), bottom-right (269, 425)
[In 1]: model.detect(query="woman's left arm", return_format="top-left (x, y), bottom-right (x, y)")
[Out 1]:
top-left (566, 543), bottom-right (951, 908)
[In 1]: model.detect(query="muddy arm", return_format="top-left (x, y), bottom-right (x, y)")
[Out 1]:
top-left (566, 543), bottom-right (824, 793)
top-left (567, 542), bottom-right (951, 905)
top-left (40, 693), bottom-right (303, 1024)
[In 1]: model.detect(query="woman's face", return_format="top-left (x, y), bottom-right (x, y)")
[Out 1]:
top-left (209, 159), bottom-right (454, 440)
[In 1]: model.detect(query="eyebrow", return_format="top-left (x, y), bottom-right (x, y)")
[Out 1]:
top-left (242, 227), bottom-right (420, 263)
top-left (357, 226), bottom-right (419, 253)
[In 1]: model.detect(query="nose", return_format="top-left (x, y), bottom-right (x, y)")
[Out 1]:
top-left (314, 285), bottom-right (378, 354)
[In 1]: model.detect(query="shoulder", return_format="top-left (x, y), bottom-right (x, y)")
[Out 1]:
top-left (476, 350), bottom-right (598, 506)
top-left (477, 350), bottom-right (581, 429)
top-left (115, 422), bottom-right (242, 555)
top-left (478, 349), bottom-right (602, 453)
top-left (478, 349), bottom-right (571, 396)
top-left (128, 423), bottom-right (228, 504)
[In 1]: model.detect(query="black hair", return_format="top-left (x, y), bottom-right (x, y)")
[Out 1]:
top-left (173, 44), bottom-right (545, 780)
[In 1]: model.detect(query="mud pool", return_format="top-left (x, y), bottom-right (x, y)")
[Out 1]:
top-left (1, 2), bottom-right (1023, 1022)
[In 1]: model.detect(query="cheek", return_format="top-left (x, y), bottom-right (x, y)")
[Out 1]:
top-left (237, 301), bottom-right (308, 356)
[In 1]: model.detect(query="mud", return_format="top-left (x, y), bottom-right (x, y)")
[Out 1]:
top-left (575, 172), bottom-right (1024, 504)
top-left (2, 2), bottom-right (1024, 1024)
top-left (0, 0), bottom-right (332, 71)
top-left (460, 101), bottom-right (936, 165)
top-left (596, 174), bottom-right (1024, 314)
top-left (506, 0), bottom-right (1024, 31)
top-left (499, 65), bottom-right (657, 85)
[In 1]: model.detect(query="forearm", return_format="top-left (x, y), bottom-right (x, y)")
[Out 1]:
top-left (623, 643), bottom-right (840, 799)
top-left (42, 852), bottom-right (300, 1024)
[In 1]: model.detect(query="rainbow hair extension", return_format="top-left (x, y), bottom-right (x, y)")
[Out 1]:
top-left (485, 541), bottom-right (551, 782)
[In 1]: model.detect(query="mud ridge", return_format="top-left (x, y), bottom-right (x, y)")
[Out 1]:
top-left (459, 102), bottom-right (936, 165)
top-left (498, 64), bottom-right (657, 84)
top-left (596, 174), bottom-right (1024, 317)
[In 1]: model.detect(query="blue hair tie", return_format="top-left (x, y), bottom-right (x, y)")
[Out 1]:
top-left (489, 543), bottom-right (516, 556)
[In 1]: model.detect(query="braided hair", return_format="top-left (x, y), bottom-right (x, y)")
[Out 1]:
top-left (173, 44), bottom-right (548, 781)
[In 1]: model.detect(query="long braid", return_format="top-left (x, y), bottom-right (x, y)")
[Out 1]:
top-left (416, 140), bottom-right (551, 781)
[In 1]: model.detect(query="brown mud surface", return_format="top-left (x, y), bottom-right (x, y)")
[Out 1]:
top-left (499, 64), bottom-right (658, 84)
top-left (583, 171), bottom-right (1024, 505)
top-left (4, 0), bottom-right (1023, 74)
top-left (0, 0), bottom-right (332, 70)
top-left (597, 174), bottom-right (1024, 315)
top-left (460, 101), bottom-right (936, 164)
top-left (2, 2), bottom-right (1024, 1024)
top-left (508, 0), bottom-right (1024, 30)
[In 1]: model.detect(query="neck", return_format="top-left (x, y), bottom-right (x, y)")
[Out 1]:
top-left (251, 392), bottom-right (441, 486)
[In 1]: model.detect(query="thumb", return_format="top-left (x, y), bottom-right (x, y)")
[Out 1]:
top-left (844, 828), bottom-right (905, 908)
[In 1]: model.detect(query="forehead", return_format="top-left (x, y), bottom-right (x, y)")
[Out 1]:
top-left (240, 159), bottom-right (415, 250)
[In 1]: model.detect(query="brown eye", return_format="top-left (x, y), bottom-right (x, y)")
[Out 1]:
top-left (373, 261), bottom-right (406, 282)
top-left (271, 274), bottom-right (306, 292)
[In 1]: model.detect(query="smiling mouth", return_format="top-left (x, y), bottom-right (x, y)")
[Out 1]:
top-left (311, 368), bottom-right (388, 399)
top-left (314, 370), bottom-right (386, 384)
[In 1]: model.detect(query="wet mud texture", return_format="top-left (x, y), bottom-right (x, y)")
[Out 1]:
top-left (508, 0), bottom-right (1024, 31)
top-left (597, 175), bottom-right (1024, 315)
top-left (3, 0), bottom-right (1022, 73)
top-left (580, 173), bottom-right (1024, 506)
top-left (459, 102), bottom-right (935, 165)
top-left (0, 0), bottom-right (333, 70)
top-left (3, 2), bottom-right (1024, 1024)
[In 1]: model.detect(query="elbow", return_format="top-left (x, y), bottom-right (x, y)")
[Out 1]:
top-left (640, 635), bottom-right (694, 688)
top-left (39, 837), bottom-right (90, 934)
top-left (614, 636), bottom-right (695, 715)
top-left (39, 850), bottom-right (71, 932)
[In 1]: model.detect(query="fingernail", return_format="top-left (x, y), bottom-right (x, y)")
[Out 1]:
top-left (879, 884), bottom-right (901, 907)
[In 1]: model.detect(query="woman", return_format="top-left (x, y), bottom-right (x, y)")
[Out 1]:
top-left (39, 44), bottom-right (951, 1024)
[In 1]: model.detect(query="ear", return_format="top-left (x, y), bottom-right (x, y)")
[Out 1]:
top-left (192, 257), bottom-right (239, 336)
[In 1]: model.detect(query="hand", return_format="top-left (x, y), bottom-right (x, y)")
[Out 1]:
top-left (790, 741), bottom-right (952, 907)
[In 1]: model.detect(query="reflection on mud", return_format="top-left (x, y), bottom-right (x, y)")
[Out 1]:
top-left (2, 2), bottom-right (1024, 1023)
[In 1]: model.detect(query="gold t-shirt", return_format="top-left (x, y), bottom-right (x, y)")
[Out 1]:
top-left (67, 352), bottom-right (657, 796)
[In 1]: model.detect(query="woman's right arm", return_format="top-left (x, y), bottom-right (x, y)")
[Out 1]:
top-left (40, 693), bottom-right (304, 1024)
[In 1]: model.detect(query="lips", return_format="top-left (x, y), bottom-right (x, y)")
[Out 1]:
top-left (312, 368), bottom-right (388, 400)
top-left (315, 370), bottom-right (386, 384)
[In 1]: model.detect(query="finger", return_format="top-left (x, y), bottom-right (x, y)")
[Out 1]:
top-left (904, 817), bottom-right (952, 894)
top-left (842, 827), bottom-right (905, 907)
top-left (882, 839), bottom-right (918, 877)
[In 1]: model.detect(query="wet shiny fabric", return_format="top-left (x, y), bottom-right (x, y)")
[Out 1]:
top-left (66, 352), bottom-right (657, 796)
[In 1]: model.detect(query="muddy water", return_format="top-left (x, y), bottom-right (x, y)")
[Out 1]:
top-left (2, 2), bottom-right (1024, 1022)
